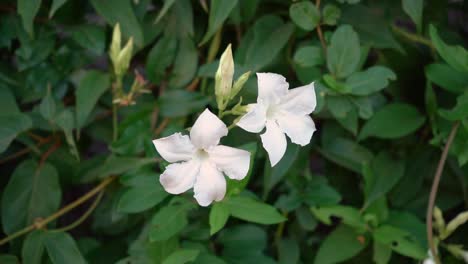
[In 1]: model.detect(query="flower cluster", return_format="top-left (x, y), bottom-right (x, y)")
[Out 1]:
top-left (152, 46), bottom-right (317, 206)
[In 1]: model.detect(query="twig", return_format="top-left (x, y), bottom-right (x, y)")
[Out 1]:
top-left (0, 175), bottom-right (117, 246)
top-left (39, 138), bottom-right (61, 168)
top-left (426, 122), bottom-right (460, 264)
top-left (391, 24), bottom-right (434, 49)
top-left (154, 118), bottom-right (170, 136)
top-left (315, 0), bottom-right (327, 55)
top-left (0, 135), bottom-right (54, 165)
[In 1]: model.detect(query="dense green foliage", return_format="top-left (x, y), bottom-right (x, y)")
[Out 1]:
top-left (0, 0), bottom-right (467, 263)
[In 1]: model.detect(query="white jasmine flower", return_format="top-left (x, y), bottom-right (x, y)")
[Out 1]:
top-left (152, 109), bottom-right (250, 206)
top-left (237, 73), bottom-right (316, 166)
top-left (423, 258), bottom-right (435, 264)
top-left (462, 251), bottom-right (468, 263)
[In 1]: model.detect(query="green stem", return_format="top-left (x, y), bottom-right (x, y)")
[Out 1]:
top-left (112, 104), bottom-right (118, 141)
top-left (391, 24), bottom-right (434, 49)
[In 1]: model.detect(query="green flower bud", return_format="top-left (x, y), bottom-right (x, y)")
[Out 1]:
top-left (115, 37), bottom-right (133, 77)
top-left (215, 44), bottom-right (234, 110)
top-left (230, 71), bottom-right (251, 100)
top-left (110, 23), bottom-right (121, 67)
top-left (442, 211), bottom-right (468, 239)
top-left (433, 206), bottom-right (446, 235)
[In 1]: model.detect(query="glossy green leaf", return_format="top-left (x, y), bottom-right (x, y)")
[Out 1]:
top-left (314, 225), bottom-right (367, 264)
top-left (162, 249), bottom-right (199, 264)
top-left (200, 0), bottom-right (238, 45)
top-left (293, 45), bottom-right (324, 67)
top-left (322, 4), bottom-right (341, 26)
top-left (439, 91), bottom-right (468, 121)
top-left (402, 0), bottom-right (423, 33)
top-left (373, 225), bottom-right (426, 260)
top-left (22, 230), bottom-right (46, 264)
top-left (0, 113), bottom-right (32, 153)
top-left (429, 25), bottom-right (468, 73)
top-left (149, 201), bottom-right (192, 241)
top-left (1, 160), bottom-right (61, 234)
top-left (359, 103), bottom-right (425, 140)
top-left (289, 1), bottom-right (320, 31)
top-left (425, 63), bottom-right (468, 94)
top-left (209, 201), bottom-right (230, 235)
top-left (44, 232), bottom-right (87, 264)
top-left (158, 90), bottom-right (209, 117)
top-left (117, 183), bottom-right (168, 213)
top-left (311, 205), bottom-right (367, 231)
top-left (146, 35), bottom-right (177, 83)
top-left (327, 25), bottom-right (361, 78)
top-left (223, 196), bottom-right (286, 225)
top-left (18, 0), bottom-right (41, 37)
top-left (346, 66), bottom-right (396, 96)
top-left (49, 0), bottom-right (67, 17)
top-left (155, 0), bottom-right (177, 24)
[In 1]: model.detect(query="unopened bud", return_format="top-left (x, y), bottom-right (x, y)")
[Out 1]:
top-left (443, 211), bottom-right (468, 239)
top-left (215, 44), bottom-right (234, 110)
top-left (230, 71), bottom-right (250, 99)
top-left (115, 37), bottom-right (133, 77)
top-left (433, 206), bottom-right (445, 235)
top-left (110, 23), bottom-right (121, 67)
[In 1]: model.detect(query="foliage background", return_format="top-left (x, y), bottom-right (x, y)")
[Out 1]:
top-left (0, 0), bottom-right (467, 263)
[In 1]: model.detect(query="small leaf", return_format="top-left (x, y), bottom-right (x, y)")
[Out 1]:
top-left (49, 0), bottom-right (67, 17)
top-left (327, 25), bottom-right (361, 78)
top-left (373, 225), bottom-right (426, 260)
top-left (44, 232), bottom-right (87, 264)
top-left (39, 90), bottom-right (56, 121)
top-left (117, 183), bottom-right (168, 213)
top-left (439, 91), bottom-right (468, 121)
top-left (311, 205), bottom-right (367, 231)
top-left (155, 0), bottom-right (177, 24)
top-left (18, 0), bottom-right (41, 37)
top-left (209, 202), bottom-right (230, 235)
top-left (429, 25), bottom-right (468, 73)
top-left (402, 0), bottom-right (423, 33)
top-left (425, 63), bottom-right (468, 94)
top-left (149, 201), bottom-right (193, 241)
top-left (224, 196), bottom-right (286, 225)
top-left (359, 103), bottom-right (425, 140)
top-left (289, 1), bottom-right (320, 31)
top-left (200, 0), bottom-right (238, 45)
top-left (319, 137), bottom-right (373, 173)
top-left (322, 4), bottom-right (341, 26)
top-left (314, 225), bottom-right (367, 264)
top-left (0, 113), bottom-right (32, 153)
top-left (159, 90), bottom-right (210, 118)
top-left (293, 45), bottom-right (324, 67)
top-left (346, 66), bottom-right (396, 96)
top-left (162, 249), bottom-right (200, 264)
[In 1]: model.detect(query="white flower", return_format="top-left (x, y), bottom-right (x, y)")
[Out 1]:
top-left (423, 258), bottom-right (435, 264)
top-left (152, 109), bottom-right (250, 206)
top-left (237, 73), bottom-right (316, 166)
top-left (462, 251), bottom-right (468, 263)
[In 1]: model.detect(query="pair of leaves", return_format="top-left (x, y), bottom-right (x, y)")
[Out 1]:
top-left (209, 196), bottom-right (286, 235)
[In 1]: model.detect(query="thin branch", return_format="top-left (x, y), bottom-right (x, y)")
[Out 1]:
top-left (426, 122), bottom-right (460, 264)
top-left (391, 24), bottom-right (434, 49)
top-left (0, 175), bottom-right (117, 246)
top-left (315, 0), bottom-right (327, 55)
top-left (0, 135), bottom-right (54, 165)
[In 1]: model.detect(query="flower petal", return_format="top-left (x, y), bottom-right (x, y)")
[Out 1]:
top-left (190, 109), bottom-right (228, 149)
top-left (276, 112), bottom-right (316, 146)
top-left (159, 160), bottom-right (200, 194)
top-left (208, 145), bottom-right (250, 180)
top-left (260, 120), bottom-right (287, 167)
top-left (193, 162), bottom-right (226, 206)
top-left (257, 73), bottom-right (289, 104)
top-left (279, 82), bottom-right (316, 115)
top-left (152, 133), bottom-right (195, 162)
top-left (236, 103), bottom-right (267, 133)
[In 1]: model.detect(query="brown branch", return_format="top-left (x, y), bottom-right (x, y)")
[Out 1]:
top-left (426, 122), bottom-right (460, 264)
top-left (315, 0), bottom-right (327, 55)
top-left (0, 135), bottom-right (55, 165)
top-left (39, 138), bottom-right (61, 168)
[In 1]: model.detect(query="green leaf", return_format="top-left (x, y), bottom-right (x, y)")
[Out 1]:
top-left (0, 87), bottom-right (20, 114)
top-left (319, 137), bottom-right (373, 173)
top-left (429, 25), bottom-right (468, 73)
top-left (146, 35), bottom-right (177, 84)
top-left (223, 196), bottom-right (286, 225)
top-left (311, 205), bottom-right (367, 231)
top-left (439, 91), bottom-right (468, 121)
top-left (263, 144), bottom-right (300, 197)
top-left (346, 66), bottom-right (396, 96)
top-left (402, 0), bottom-right (423, 33)
top-left (0, 255), bottom-right (19, 264)
top-left (314, 225), bottom-right (367, 264)
top-left (162, 249), bottom-right (200, 264)
top-left (364, 152), bottom-right (405, 208)
top-left (200, 0), bottom-right (238, 45)
top-left (278, 238), bottom-right (300, 264)
top-left (158, 90), bottom-right (209, 118)
top-left (289, 1), bottom-right (320, 31)
top-left (168, 37), bottom-right (198, 88)
top-left (302, 177), bottom-right (341, 207)
top-left (1, 160), bottom-right (61, 234)
top-left (327, 96), bottom-right (358, 135)
top-left (149, 201), bottom-right (192, 241)
top-left (373, 241), bottom-right (392, 264)
top-left (372, 225), bottom-right (426, 260)
top-left (71, 25), bottom-right (106, 55)
top-left (44, 232), bottom-right (87, 264)
top-left (359, 103), bottom-right (425, 140)
top-left (425, 63), bottom-right (468, 94)
top-left (75, 70), bottom-right (110, 131)
top-left (155, 0), bottom-right (177, 24)
top-left (322, 4), bottom-right (341, 26)
top-left (117, 183), bottom-right (168, 213)
top-left (79, 155), bottom-right (155, 182)
top-left (18, 0), bottom-right (41, 37)
top-left (56, 109), bottom-right (79, 160)
top-left (22, 230), bottom-right (46, 264)
top-left (293, 45), bottom-right (324, 67)
top-left (49, 0), bottom-right (67, 17)
top-left (327, 24), bottom-right (361, 78)
top-left (0, 113), bottom-right (32, 153)
top-left (209, 202), bottom-right (230, 235)
top-left (39, 90), bottom-right (56, 122)
top-left (90, 0), bottom-right (144, 47)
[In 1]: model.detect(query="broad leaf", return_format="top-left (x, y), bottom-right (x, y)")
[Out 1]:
top-left (430, 25), bottom-right (468, 73)
top-left (200, 0), bottom-right (238, 45)
top-left (223, 196), bottom-right (286, 225)
top-left (289, 1), bottom-right (320, 31)
top-left (346, 66), bottom-right (396, 96)
top-left (327, 25), bottom-right (360, 78)
top-left (44, 232), bottom-right (87, 264)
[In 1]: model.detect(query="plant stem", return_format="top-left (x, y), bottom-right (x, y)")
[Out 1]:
top-left (391, 24), bottom-right (434, 49)
top-left (315, 0), bottom-right (327, 55)
top-left (112, 104), bottom-right (118, 141)
top-left (426, 122), bottom-right (460, 264)
top-left (0, 175), bottom-right (116, 246)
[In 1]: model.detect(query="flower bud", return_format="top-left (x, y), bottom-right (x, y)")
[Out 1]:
top-left (115, 37), bottom-right (133, 77)
top-left (110, 23), bottom-right (121, 67)
top-left (443, 211), bottom-right (468, 239)
top-left (433, 206), bottom-right (445, 235)
top-left (230, 71), bottom-right (251, 100)
top-left (215, 44), bottom-right (234, 110)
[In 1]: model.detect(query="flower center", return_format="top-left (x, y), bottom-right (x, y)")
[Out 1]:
top-left (194, 149), bottom-right (210, 161)
top-left (266, 104), bottom-right (279, 119)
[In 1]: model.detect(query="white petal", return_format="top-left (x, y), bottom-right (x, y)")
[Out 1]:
top-left (208, 145), bottom-right (250, 180)
top-left (257, 73), bottom-right (289, 104)
top-left (152, 133), bottom-right (195, 162)
top-left (236, 103), bottom-right (267, 133)
top-left (159, 160), bottom-right (200, 194)
top-left (260, 120), bottom-right (287, 167)
top-left (276, 112), bottom-right (316, 146)
top-left (279, 82), bottom-right (316, 115)
top-left (193, 162), bottom-right (226, 206)
top-left (190, 109), bottom-right (228, 149)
